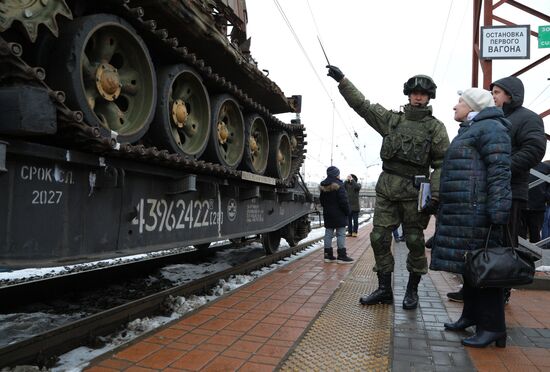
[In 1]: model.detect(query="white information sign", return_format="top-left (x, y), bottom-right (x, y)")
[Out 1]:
top-left (480, 25), bottom-right (530, 59)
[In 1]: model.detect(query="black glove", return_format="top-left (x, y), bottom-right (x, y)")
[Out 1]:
top-left (422, 197), bottom-right (439, 215)
top-left (326, 65), bottom-right (344, 82)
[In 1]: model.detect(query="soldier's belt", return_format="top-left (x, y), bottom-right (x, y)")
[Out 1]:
top-left (382, 167), bottom-right (428, 188)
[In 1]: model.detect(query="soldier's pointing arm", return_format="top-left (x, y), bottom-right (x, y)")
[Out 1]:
top-left (337, 78), bottom-right (392, 136)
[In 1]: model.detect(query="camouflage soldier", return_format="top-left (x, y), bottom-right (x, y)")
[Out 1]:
top-left (326, 66), bottom-right (450, 310)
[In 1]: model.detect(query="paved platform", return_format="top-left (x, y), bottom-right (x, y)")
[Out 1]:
top-left (86, 219), bottom-right (550, 371)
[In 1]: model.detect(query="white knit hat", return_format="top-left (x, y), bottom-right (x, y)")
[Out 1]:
top-left (459, 88), bottom-right (495, 112)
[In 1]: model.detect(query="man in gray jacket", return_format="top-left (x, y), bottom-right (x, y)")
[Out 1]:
top-left (344, 174), bottom-right (361, 237)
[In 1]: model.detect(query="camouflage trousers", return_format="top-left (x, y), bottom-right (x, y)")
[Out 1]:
top-left (370, 194), bottom-right (430, 274)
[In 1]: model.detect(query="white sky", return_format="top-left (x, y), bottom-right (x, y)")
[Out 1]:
top-left (246, 0), bottom-right (550, 184)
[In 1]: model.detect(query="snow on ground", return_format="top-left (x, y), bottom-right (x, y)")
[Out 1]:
top-left (52, 233), bottom-right (329, 371)
top-left (1, 220), bottom-right (365, 372)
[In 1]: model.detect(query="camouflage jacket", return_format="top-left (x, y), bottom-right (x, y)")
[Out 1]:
top-left (339, 78), bottom-right (450, 199)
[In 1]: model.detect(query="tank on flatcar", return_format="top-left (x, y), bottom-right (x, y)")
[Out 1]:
top-left (0, 0), bottom-right (311, 268)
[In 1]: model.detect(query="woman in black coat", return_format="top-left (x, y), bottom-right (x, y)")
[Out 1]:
top-left (430, 88), bottom-right (511, 348)
top-left (320, 166), bottom-right (353, 263)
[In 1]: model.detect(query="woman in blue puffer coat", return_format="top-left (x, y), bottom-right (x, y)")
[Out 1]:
top-left (430, 88), bottom-right (511, 348)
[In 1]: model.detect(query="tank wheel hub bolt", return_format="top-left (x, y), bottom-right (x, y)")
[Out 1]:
top-left (217, 121), bottom-right (229, 144)
top-left (171, 99), bottom-right (188, 128)
top-left (249, 135), bottom-right (259, 156)
top-left (277, 149), bottom-right (285, 163)
top-left (95, 63), bottom-right (121, 101)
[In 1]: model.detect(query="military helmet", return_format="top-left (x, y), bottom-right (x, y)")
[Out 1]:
top-left (403, 75), bottom-right (437, 99)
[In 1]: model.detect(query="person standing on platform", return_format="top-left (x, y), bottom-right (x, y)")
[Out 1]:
top-left (344, 174), bottom-right (362, 237)
top-left (326, 66), bottom-right (450, 310)
top-left (320, 166), bottom-right (354, 264)
top-left (431, 87), bottom-right (511, 348)
top-left (493, 76), bottom-right (545, 305)
top-left (447, 76), bottom-right (547, 304)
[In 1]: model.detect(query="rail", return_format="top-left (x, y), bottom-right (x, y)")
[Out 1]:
top-left (0, 237), bottom-right (323, 368)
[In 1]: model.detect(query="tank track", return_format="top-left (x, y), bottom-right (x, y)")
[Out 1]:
top-left (0, 0), bottom-right (306, 186)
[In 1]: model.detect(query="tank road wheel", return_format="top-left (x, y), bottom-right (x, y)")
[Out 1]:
top-left (242, 114), bottom-right (269, 174)
top-left (267, 131), bottom-right (292, 180)
top-left (262, 230), bottom-right (281, 255)
top-left (204, 94), bottom-right (244, 169)
top-left (152, 65), bottom-right (210, 158)
top-left (46, 14), bottom-right (156, 143)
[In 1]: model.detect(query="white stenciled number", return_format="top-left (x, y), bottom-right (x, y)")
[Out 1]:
top-left (184, 200), bottom-right (193, 226)
top-left (193, 200), bottom-right (202, 228)
top-left (202, 200), bottom-right (209, 226)
top-left (165, 200), bottom-right (176, 231)
top-left (136, 199), bottom-right (145, 234)
top-left (133, 198), bottom-right (217, 233)
top-left (156, 199), bottom-right (169, 232)
top-left (193, 200), bottom-right (209, 228)
top-left (175, 200), bottom-right (186, 229)
top-left (31, 190), bottom-right (63, 204)
top-left (145, 199), bottom-right (158, 232)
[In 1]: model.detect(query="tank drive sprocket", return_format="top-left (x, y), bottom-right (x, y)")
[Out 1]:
top-left (0, 0), bottom-right (73, 42)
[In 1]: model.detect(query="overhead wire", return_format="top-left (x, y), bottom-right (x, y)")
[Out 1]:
top-left (273, 0), bottom-right (368, 168)
top-left (526, 82), bottom-right (550, 110)
top-left (272, 0), bottom-right (331, 99)
top-left (294, 0), bottom-right (365, 167)
top-left (432, 0), bottom-right (454, 77)
top-left (440, 2), bottom-right (468, 84)
top-left (305, 0), bottom-right (362, 145)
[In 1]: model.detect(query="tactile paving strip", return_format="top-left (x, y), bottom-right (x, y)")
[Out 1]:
top-left (280, 247), bottom-right (392, 371)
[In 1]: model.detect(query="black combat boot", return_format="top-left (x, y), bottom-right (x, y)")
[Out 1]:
top-left (359, 272), bottom-right (393, 305)
top-left (324, 248), bottom-right (336, 263)
top-left (402, 273), bottom-right (421, 310)
top-left (336, 248), bottom-right (354, 264)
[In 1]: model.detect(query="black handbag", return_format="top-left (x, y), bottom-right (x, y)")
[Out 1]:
top-left (464, 225), bottom-right (536, 288)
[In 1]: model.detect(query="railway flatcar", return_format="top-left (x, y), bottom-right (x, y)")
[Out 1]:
top-left (0, 0), bottom-right (311, 268)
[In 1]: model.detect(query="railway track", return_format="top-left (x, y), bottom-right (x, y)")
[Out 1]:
top-left (0, 236), bottom-right (323, 369)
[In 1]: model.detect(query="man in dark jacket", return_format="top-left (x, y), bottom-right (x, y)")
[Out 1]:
top-left (320, 166), bottom-right (354, 264)
top-left (491, 76), bottom-right (546, 244)
top-left (344, 174), bottom-right (362, 237)
top-left (491, 76), bottom-right (546, 304)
